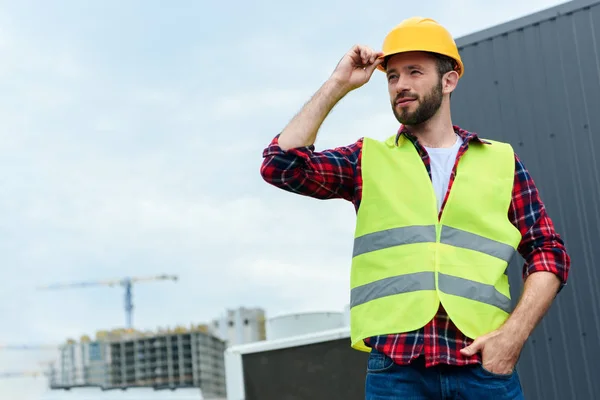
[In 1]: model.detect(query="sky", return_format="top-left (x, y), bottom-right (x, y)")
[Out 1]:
top-left (0, 0), bottom-right (571, 398)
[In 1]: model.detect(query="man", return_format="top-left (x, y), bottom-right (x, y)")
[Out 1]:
top-left (260, 17), bottom-right (570, 399)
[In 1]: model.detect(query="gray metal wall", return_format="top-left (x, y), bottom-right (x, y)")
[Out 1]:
top-left (452, 1), bottom-right (600, 399)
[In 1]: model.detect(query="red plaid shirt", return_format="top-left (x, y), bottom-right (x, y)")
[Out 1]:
top-left (260, 125), bottom-right (570, 368)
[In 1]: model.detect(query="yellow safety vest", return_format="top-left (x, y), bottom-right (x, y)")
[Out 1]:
top-left (350, 133), bottom-right (522, 352)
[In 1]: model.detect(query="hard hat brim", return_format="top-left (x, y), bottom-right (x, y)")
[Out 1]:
top-left (375, 50), bottom-right (463, 77)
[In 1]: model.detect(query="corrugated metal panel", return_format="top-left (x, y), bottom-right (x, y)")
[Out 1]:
top-left (452, 2), bottom-right (600, 399)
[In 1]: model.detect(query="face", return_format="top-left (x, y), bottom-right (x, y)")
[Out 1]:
top-left (385, 52), bottom-right (451, 126)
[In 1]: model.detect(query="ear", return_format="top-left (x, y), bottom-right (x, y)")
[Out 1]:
top-left (442, 70), bottom-right (459, 95)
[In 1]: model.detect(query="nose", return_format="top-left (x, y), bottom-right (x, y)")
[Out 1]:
top-left (392, 74), bottom-right (412, 95)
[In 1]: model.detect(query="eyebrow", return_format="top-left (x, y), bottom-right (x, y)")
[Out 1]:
top-left (386, 65), bottom-right (424, 75)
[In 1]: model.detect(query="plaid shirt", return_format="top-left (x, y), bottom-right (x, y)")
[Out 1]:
top-left (260, 125), bottom-right (570, 368)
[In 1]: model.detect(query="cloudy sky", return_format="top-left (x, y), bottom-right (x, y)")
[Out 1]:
top-left (0, 0), bottom-right (570, 398)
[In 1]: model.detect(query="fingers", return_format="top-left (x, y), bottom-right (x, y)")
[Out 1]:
top-left (351, 45), bottom-right (384, 68)
top-left (360, 46), bottom-right (371, 65)
top-left (331, 44), bottom-right (385, 90)
top-left (364, 57), bottom-right (385, 75)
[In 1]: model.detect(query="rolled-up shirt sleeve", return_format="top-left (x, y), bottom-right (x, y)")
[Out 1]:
top-left (510, 153), bottom-right (571, 289)
top-left (260, 134), bottom-right (362, 203)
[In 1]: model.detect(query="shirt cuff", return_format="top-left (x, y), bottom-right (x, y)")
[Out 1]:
top-left (262, 134), bottom-right (315, 158)
top-left (523, 253), bottom-right (569, 293)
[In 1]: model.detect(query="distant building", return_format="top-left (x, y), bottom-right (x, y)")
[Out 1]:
top-left (108, 329), bottom-right (227, 398)
top-left (49, 339), bottom-right (110, 389)
top-left (48, 328), bottom-right (227, 397)
top-left (46, 306), bottom-right (266, 395)
top-left (210, 307), bottom-right (266, 346)
top-left (266, 311), bottom-right (346, 341)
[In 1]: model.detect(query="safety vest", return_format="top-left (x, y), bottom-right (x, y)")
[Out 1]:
top-left (349, 133), bottom-right (522, 352)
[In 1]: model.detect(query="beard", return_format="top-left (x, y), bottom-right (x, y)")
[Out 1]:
top-left (392, 79), bottom-right (443, 126)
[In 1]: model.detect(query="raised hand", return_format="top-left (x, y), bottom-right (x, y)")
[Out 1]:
top-left (330, 44), bottom-right (385, 93)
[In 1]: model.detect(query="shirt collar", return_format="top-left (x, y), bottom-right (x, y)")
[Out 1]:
top-left (394, 124), bottom-right (491, 146)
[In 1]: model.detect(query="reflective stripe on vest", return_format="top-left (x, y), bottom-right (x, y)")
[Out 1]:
top-left (353, 225), bottom-right (516, 263)
top-left (350, 271), bottom-right (512, 313)
top-left (441, 226), bottom-right (515, 263)
top-left (352, 225), bottom-right (436, 257)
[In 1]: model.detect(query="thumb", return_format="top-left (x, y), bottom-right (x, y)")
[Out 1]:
top-left (460, 338), bottom-right (484, 356)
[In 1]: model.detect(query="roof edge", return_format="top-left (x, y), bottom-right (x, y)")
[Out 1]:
top-left (455, 0), bottom-right (600, 48)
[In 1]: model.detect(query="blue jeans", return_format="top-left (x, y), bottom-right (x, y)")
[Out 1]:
top-left (365, 349), bottom-right (525, 399)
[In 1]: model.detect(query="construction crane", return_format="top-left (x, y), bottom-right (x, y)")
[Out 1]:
top-left (0, 360), bottom-right (57, 381)
top-left (0, 344), bottom-right (58, 350)
top-left (0, 370), bottom-right (47, 379)
top-left (37, 274), bottom-right (178, 329)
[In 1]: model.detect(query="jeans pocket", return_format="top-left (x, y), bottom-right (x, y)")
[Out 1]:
top-left (478, 364), bottom-right (515, 379)
top-left (366, 350), bottom-right (395, 373)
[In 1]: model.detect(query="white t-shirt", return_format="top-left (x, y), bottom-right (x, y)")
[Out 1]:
top-left (423, 134), bottom-right (463, 213)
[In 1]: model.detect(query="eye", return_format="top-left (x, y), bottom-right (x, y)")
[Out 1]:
top-left (411, 70), bottom-right (421, 75)
top-left (387, 74), bottom-right (398, 82)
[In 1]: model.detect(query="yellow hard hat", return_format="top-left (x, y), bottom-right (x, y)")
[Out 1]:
top-left (377, 17), bottom-right (464, 77)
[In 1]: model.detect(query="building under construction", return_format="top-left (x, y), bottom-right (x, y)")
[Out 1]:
top-left (47, 307), bottom-right (267, 398)
top-left (48, 329), bottom-right (226, 397)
